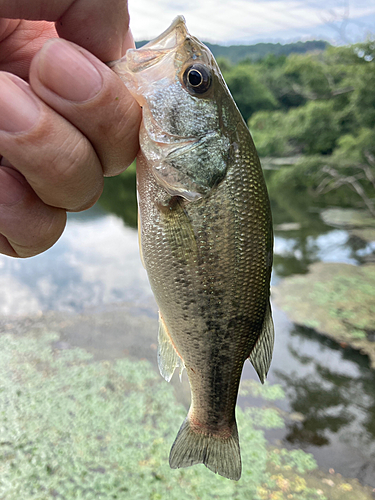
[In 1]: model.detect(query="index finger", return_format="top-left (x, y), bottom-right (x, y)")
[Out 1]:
top-left (0, 0), bottom-right (131, 61)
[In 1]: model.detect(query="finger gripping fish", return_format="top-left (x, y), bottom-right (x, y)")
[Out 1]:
top-left (111, 16), bottom-right (274, 481)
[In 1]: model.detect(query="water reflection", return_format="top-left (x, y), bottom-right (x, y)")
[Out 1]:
top-left (270, 323), bottom-right (375, 486)
top-left (99, 164), bottom-right (138, 228)
top-left (273, 218), bottom-right (374, 279)
top-left (0, 205), bottom-right (152, 316)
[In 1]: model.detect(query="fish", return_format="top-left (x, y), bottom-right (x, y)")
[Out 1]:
top-left (110, 16), bottom-right (274, 481)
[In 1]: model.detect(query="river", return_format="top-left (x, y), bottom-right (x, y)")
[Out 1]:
top-left (0, 189), bottom-right (374, 489)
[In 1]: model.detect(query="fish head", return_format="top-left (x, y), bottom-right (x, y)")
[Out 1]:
top-left (111, 16), bottom-right (243, 201)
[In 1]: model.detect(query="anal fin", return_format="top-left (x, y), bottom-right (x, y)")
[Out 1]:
top-left (248, 300), bottom-right (274, 384)
top-left (158, 313), bottom-right (184, 382)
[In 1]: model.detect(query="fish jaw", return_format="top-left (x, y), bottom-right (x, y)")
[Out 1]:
top-left (107, 16), bottom-right (187, 103)
top-left (136, 15), bottom-right (188, 51)
top-left (111, 16), bottom-right (239, 202)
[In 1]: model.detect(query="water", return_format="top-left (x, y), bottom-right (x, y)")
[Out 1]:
top-left (0, 195), bottom-right (374, 488)
top-left (0, 205), bottom-right (152, 316)
top-left (247, 315), bottom-right (375, 487)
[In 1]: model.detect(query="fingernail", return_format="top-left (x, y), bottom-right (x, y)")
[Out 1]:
top-left (0, 167), bottom-right (26, 205)
top-left (0, 76), bottom-right (40, 133)
top-left (38, 39), bottom-right (103, 102)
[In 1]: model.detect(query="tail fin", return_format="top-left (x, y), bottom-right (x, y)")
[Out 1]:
top-left (169, 416), bottom-right (241, 480)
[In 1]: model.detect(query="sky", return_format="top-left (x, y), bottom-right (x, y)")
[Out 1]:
top-left (128, 0), bottom-right (375, 46)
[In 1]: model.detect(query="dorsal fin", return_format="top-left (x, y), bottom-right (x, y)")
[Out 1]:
top-left (157, 313), bottom-right (184, 382)
top-left (248, 301), bottom-right (274, 383)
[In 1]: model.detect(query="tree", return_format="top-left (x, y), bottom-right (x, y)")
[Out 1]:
top-left (286, 100), bottom-right (341, 155)
top-left (224, 64), bottom-right (278, 121)
top-left (351, 64), bottom-right (375, 129)
top-left (249, 110), bottom-right (291, 157)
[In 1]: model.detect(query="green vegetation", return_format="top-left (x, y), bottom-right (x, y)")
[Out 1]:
top-left (212, 40), bottom-right (375, 216)
top-left (230, 40), bottom-right (375, 215)
top-left (1, 331), bottom-right (359, 500)
top-left (136, 39), bottom-right (328, 64)
top-left (99, 162), bottom-right (137, 228)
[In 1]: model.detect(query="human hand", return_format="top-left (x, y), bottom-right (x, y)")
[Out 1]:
top-left (0, 0), bottom-right (141, 257)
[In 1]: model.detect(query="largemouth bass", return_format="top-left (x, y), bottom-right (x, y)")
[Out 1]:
top-left (111, 16), bottom-right (274, 481)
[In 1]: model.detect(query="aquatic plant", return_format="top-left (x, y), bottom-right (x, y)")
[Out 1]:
top-left (0, 332), bottom-right (324, 499)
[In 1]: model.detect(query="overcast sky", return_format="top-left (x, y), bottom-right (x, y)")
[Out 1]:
top-left (128, 0), bottom-right (375, 45)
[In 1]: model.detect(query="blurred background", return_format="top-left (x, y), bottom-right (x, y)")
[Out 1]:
top-left (0, 1), bottom-right (374, 498)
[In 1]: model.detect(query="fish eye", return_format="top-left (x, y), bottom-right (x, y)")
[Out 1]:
top-left (183, 64), bottom-right (212, 95)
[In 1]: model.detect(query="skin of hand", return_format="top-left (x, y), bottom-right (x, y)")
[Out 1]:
top-left (0, 0), bottom-right (142, 257)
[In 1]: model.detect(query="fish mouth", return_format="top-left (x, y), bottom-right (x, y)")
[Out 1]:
top-left (108, 16), bottom-right (189, 75)
top-left (127, 16), bottom-right (188, 72)
top-left (109, 16), bottom-right (211, 107)
top-left (140, 16), bottom-right (188, 53)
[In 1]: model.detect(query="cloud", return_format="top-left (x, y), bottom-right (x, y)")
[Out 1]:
top-left (128, 0), bottom-right (375, 44)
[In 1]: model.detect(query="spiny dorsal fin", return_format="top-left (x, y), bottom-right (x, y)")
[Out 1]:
top-left (248, 300), bottom-right (274, 384)
top-left (157, 313), bottom-right (184, 382)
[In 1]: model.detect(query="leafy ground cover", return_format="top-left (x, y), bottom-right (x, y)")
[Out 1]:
top-left (0, 332), bottom-right (373, 499)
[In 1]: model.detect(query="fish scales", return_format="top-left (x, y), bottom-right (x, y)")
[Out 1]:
top-left (111, 16), bottom-right (274, 481)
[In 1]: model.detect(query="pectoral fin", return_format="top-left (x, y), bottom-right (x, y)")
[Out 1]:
top-left (153, 162), bottom-right (204, 202)
top-left (162, 198), bottom-right (198, 263)
top-left (158, 313), bottom-right (184, 382)
top-left (248, 301), bottom-right (274, 383)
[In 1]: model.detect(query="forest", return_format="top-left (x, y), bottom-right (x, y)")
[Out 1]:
top-left (137, 38), bottom-right (329, 63)
top-left (218, 39), bottom-right (375, 216)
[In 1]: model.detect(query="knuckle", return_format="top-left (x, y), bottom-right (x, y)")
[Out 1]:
top-left (49, 133), bottom-right (91, 185)
top-left (38, 131), bottom-right (103, 211)
top-left (97, 94), bottom-right (141, 175)
top-left (7, 206), bottom-right (67, 258)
